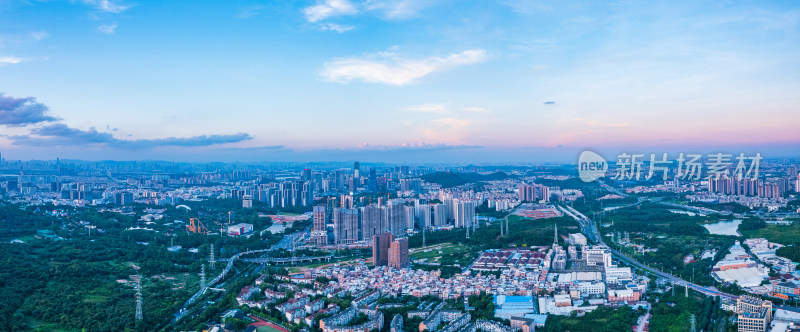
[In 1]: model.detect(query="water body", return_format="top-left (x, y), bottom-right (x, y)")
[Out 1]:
top-left (703, 219), bottom-right (742, 236)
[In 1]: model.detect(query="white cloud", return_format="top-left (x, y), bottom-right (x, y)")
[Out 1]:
top-left (405, 103), bottom-right (448, 113)
top-left (303, 0), bottom-right (358, 23)
top-left (302, 0), bottom-right (432, 31)
top-left (83, 0), bottom-right (132, 13)
top-left (431, 117), bottom-right (470, 128)
top-left (363, 0), bottom-right (431, 20)
top-left (463, 106), bottom-right (491, 113)
top-left (97, 22), bottom-right (118, 34)
top-left (321, 49), bottom-right (489, 85)
top-left (0, 56), bottom-right (26, 65)
top-left (236, 5), bottom-right (265, 18)
top-left (30, 31), bottom-right (49, 41)
top-left (320, 23), bottom-right (355, 33)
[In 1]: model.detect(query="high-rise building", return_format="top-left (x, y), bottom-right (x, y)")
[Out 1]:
top-left (368, 168), bottom-right (377, 193)
top-left (416, 203), bottom-right (432, 229)
top-left (301, 169), bottom-right (312, 181)
top-left (388, 237), bottom-right (409, 269)
top-left (333, 208), bottom-right (359, 245)
top-left (386, 200), bottom-right (406, 236)
top-left (736, 295), bottom-right (772, 332)
top-left (115, 192), bottom-right (134, 205)
top-left (372, 232), bottom-right (393, 266)
top-left (360, 205), bottom-right (384, 241)
top-left (312, 205), bottom-right (327, 246)
top-left (518, 183), bottom-right (549, 202)
top-left (432, 204), bottom-right (447, 227)
top-left (453, 200), bottom-right (476, 229)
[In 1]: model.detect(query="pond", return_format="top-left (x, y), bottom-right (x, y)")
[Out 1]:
top-left (703, 219), bottom-right (742, 236)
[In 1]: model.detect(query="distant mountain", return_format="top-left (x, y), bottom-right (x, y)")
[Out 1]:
top-left (420, 171), bottom-right (512, 188)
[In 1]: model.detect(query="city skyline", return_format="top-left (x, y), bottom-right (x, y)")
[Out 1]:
top-left (2, 0), bottom-right (800, 162)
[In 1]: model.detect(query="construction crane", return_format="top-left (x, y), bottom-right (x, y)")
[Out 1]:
top-left (187, 217), bottom-right (209, 235)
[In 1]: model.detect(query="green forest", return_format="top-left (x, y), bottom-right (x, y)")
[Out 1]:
top-left (0, 199), bottom-right (289, 331)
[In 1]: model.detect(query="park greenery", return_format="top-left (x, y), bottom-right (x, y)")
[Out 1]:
top-left (647, 289), bottom-right (735, 332)
top-left (542, 305), bottom-right (642, 332)
top-left (0, 197), bottom-right (301, 331)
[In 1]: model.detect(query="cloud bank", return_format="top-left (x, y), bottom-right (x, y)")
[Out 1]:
top-left (0, 92), bottom-right (254, 149)
top-left (0, 93), bottom-right (60, 126)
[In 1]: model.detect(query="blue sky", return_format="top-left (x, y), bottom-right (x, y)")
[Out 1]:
top-left (1, 0), bottom-right (799, 163)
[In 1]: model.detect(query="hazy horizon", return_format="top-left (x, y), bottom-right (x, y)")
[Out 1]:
top-left (2, 0), bottom-right (799, 162)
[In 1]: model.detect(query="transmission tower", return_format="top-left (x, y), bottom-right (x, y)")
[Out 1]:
top-left (209, 244), bottom-right (216, 270)
top-left (135, 275), bottom-right (143, 321)
top-left (690, 314), bottom-right (696, 332)
top-left (200, 264), bottom-right (206, 288)
top-left (466, 223), bottom-right (470, 239)
top-left (499, 219), bottom-right (504, 236)
top-left (422, 225), bottom-right (426, 247)
top-left (505, 218), bottom-right (509, 236)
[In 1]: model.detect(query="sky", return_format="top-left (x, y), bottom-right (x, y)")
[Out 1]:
top-left (0, 0), bottom-right (799, 163)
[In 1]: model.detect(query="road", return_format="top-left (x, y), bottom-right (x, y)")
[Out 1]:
top-left (560, 203), bottom-right (800, 313)
top-left (173, 229), bottom-right (308, 322)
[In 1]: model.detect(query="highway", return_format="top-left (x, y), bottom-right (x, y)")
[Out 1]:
top-left (173, 229), bottom-right (308, 322)
top-left (560, 203), bottom-right (800, 313)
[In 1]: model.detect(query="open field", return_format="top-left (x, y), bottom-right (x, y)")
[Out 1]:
top-left (740, 223), bottom-right (800, 245)
top-left (410, 243), bottom-right (470, 262)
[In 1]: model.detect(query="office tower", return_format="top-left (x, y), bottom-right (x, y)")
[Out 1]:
top-left (388, 237), bottom-right (409, 269)
top-left (368, 168), bottom-right (377, 193)
top-left (333, 208), bottom-right (359, 245)
top-left (312, 205), bottom-right (327, 246)
top-left (736, 295), bottom-right (772, 332)
top-left (242, 195), bottom-right (253, 208)
top-left (372, 232), bottom-right (393, 266)
top-left (353, 162), bottom-right (360, 180)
